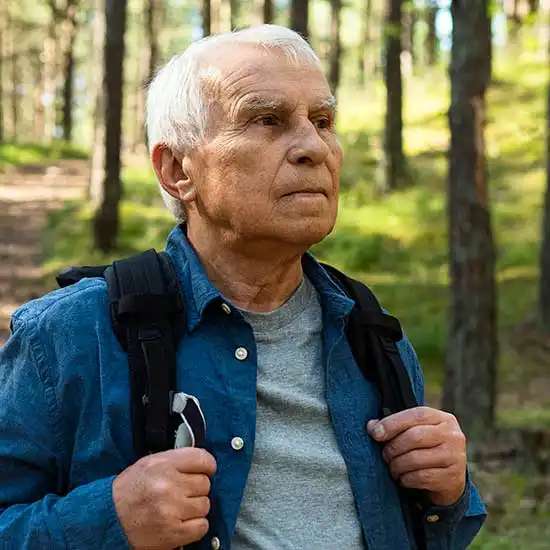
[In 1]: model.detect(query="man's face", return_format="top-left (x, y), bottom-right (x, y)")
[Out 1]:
top-left (183, 45), bottom-right (342, 250)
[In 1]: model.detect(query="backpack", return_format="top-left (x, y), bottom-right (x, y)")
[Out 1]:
top-left (56, 248), bottom-right (427, 548)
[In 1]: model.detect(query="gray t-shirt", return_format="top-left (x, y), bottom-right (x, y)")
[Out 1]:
top-left (232, 277), bottom-right (364, 549)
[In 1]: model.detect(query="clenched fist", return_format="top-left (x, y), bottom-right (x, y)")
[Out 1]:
top-left (367, 407), bottom-right (467, 507)
top-left (113, 447), bottom-right (217, 550)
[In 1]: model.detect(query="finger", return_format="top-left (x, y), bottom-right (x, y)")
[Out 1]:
top-left (399, 466), bottom-right (455, 492)
top-left (179, 496), bottom-right (211, 521)
top-left (176, 518), bottom-right (210, 546)
top-left (168, 448), bottom-right (217, 477)
top-left (367, 407), bottom-right (444, 442)
top-left (180, 473), bottom-right (212, 497)
top-left (382, 425), bottom-right (442, 462)
top-left (388, 446), bottom-right (454, 479)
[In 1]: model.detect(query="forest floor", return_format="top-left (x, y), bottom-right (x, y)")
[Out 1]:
top-left (0, 158), bottom-right (88, 344)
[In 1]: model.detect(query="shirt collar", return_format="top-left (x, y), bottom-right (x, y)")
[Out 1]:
top-left (165, 224), bottom-right (355, 332)
top-left (165, 224), bottom-right (224, 332)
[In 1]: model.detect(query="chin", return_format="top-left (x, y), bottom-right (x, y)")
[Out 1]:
top-left (279, 217), bottom-right (336, 248)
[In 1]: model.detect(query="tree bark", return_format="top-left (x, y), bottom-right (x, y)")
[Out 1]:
top-left (93, 0), bottom-right (127, 252)
top-left (403, 1), bottom-right (416, 67)
top-left (528, 0), bottom-right (540, 16)
top-left (89, 0), bottom-right (105, 205)
top-left (290, 0), bottom-right (309, 41)
top-left (134, 0), bottom-right (160, 150)
top-left (443, 0), bottom-right (497, 444)
top-left (9, 13), bottom-right (18, 142)
top-left (358, 0), bottom-right (373, 87)
top-left (0, 7), bottom-right (4, 144)
top-left (230, 0), bottom-right (239, 29)
top-left (263, 0), bottom-right (274, 24)
top-left (202, 0), bottom-right (211, 37)
top-left (538, 16), bottom-right (550, 329)
top-left (328, 0), bottom-right (342, 96)
top-left (425, 4), bottom-right (438, 66)
top-left (43, 0), bottom-right (62, 141)
top-left (381, 0), bottom-right (406, 191)
top-left (60, 0), bottom-right (78, 142)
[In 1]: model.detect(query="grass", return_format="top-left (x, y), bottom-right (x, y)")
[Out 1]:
top-left (35, 48), bottom-right (550, 547)
top-left (0, 141), bottom-right (89, 169)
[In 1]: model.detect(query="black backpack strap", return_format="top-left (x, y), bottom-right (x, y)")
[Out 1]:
top-left (104, 249), bottom-right (185, 458)
top-left (322, 263), bottom-right (428, 549)
top-left (321, 263), bottom-right (418, 416)
top-left (56, 265), bottom-right (109, 287)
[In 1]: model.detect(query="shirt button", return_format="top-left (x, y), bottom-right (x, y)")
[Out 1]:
top-left (235, 347), bottom-right (248, 361)
top-left (211, 537), bottom-right (221, 550)
top-left (231, 436), bottom-right (244, 451)
top-left (426, 514), bottom-right (440, 523)
top-left (221, 303), bottom-right (231, 314)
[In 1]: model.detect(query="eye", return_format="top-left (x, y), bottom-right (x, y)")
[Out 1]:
top-left (255, 114), bottom-right (280, 126)
top-left (313, 117), bottom-right (333, 130)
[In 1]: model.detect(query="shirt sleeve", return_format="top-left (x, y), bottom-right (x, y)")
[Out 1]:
top-left (396, 335), bottom-right (487, 550)
top-left (0, 320), bottom-right (130, 549)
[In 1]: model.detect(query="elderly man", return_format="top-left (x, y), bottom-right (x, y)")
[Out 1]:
top-left (0, 25), bottom-right (484, 550)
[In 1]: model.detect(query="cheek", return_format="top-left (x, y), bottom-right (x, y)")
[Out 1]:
top-left (328, 141), bottom-right (343, 183)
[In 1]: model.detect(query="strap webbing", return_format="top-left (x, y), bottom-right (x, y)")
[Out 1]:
top-left (105, 249), bottom-right (184, 457)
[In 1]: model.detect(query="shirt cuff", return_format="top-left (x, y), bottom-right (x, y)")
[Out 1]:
top-left (423, 473), bottom-right (471, 529)
top-left (54, 475), bottom-right (130, 549)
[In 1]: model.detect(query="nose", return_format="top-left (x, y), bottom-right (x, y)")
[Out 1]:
top-left (287, 121), bottom-right (331, 166)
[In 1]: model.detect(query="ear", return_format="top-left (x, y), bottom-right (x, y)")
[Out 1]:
top-left (151, 144), bottom-right (197, 205)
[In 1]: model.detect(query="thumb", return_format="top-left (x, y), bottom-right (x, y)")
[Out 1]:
top-left (366, 419), bottom-right (379, 435)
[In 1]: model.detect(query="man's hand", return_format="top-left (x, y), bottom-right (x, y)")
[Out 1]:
top-left (367, 407), bottom-right (467, 507)
top-left (113, 447), bottom-right (217, 550)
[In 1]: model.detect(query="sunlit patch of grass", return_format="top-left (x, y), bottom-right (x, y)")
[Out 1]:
top-left (498, 406), bottom-right (550, 429)
top-left (0, 141), bottom-right (88, 169)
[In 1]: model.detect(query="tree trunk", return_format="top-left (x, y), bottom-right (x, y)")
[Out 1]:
top-left (89, 0), bottom-right (106, 205)
top-left (230, 0), bottom-right (239, 29)
top-left (202, 0), bottom-right (211, 37)
top-left (145, 0), bottom-right (159, 78)
top-left (381, 0), bottom-right (406, 191)
top-left (443, 0), bottom-right (497, 444)
top-left (528, 0), bottom-right (540, 16)
top-left (43, 14), bottom-right (58, 141)
top-left (10, 14), bottom-right (18, 142)
top-left (134, 0), bottom-right (160, 150)
top-left (403, 1), bottom-right (416, 68)
top-left (60, 0), bottom-right (78, 142)
top-left (263, 0), bottom-right (274, 24)
top-left (93, 0), bottom-right (127, 252)
top-left (328, 0), bottom-right (342, 96)
top-left (425, 4), bottom-right (438, 66)
top-left (538, 17), bottom-right (550, 329)
top-left (0, 9), bottom-right (4, 144)
top-left (290, 0), bottom-right (309, 41)
top-left (358, 0), bottom-right (373, 87)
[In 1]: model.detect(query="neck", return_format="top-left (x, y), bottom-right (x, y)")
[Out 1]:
top-left (186, 224), bottom-right (305, 313)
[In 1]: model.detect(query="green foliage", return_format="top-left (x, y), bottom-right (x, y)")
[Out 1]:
top-left (0, 142), bottom-right (89, 169)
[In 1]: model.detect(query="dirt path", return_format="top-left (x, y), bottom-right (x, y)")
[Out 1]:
top-left (0, 160), bottom-right (88, 345)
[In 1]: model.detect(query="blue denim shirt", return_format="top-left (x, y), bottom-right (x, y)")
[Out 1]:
top-left (0, 225), bottom-right (486, 549)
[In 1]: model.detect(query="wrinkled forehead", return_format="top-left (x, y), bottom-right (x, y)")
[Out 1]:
top-left (197, 43), bottom-right (331, 111)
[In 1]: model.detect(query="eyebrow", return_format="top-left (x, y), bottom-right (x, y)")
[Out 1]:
top-left (237, 95), bottom-right (337, 115)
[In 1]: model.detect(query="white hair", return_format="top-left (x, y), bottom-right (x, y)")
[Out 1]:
top-left (145, 24), bottom-right (323, 222)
